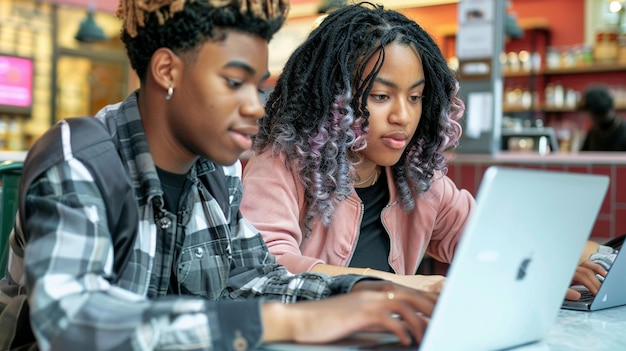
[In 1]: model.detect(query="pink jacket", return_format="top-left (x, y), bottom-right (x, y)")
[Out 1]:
top-left (241, 151), bottom-right (475, 275)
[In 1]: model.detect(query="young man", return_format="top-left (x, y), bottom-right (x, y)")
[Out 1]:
top-left (0, 0), bottom-right (436, 349)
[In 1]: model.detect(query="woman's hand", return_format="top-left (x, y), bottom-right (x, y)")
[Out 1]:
top-left (391, 274), bottom-right (446, 293)
top-left (261, 282), bottom-right (438, 346)
top-left (565, 260), bottom-right (607, 301)
top-left (310, 264), bottom-right (446, 293)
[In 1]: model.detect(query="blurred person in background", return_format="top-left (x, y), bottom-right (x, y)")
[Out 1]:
top-left (580, 85), bottom-right (626, 152)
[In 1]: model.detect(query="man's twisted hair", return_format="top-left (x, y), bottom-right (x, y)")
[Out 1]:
top-left (116, 0), bottom-right (289, 81)
top-left (253, 2), bottom-right (464, 236)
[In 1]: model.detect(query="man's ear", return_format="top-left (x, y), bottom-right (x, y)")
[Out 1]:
top-left (150, 48), bottom-right (183, 91)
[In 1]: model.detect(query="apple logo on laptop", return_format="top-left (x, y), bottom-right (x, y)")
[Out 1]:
top-left (602, 294), bottom-right (608, 302)
top-left (516, 257), bottom-right (532, 280)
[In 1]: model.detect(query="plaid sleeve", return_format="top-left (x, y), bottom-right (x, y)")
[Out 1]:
top-left (22, 159), bottom-right (261, 351)
top-left (226, 221), bottom-right (371, 301)
top-left (223, 173), bottom-right (368, 301)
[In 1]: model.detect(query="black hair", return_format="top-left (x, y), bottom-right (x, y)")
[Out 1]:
top-left (120, 1), bottom-right (287, 81)
top-left (253, 2), bottom-right (464, 234)
top-left (583, 86), bottom-right (614, 118)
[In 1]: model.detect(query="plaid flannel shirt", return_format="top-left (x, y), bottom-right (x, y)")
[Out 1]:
top-left (4, 92), bottom-right (366, 351)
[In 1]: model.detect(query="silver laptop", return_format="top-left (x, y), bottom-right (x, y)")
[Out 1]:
top-left (262, 166), bottom-right (609, 351)
top-left (562, 244), bottom-right (626, 311)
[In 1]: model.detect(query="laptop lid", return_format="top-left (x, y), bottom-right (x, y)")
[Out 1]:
top-left (261, 166), bottom-right (609, 351)
top-left (562, 245), bottom-right (626, 311)
top-left (419, 166), bottom-right (608, 351)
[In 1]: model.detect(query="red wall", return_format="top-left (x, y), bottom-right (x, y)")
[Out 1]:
top-left (400, 0), bottom-right (585, 49)
top-left (447, 162), bottom-right (626, 243)
top-left (506, 0), bottom-right (585, 47)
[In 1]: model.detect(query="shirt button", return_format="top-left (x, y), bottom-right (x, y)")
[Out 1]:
top-left (158, 217), bottom-right (171, 229)
top-left (233, 331), bottom-right (248, 351)
top-left (194, 247), bottom-right (204, 258)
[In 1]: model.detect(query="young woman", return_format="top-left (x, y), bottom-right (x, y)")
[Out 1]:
top-left (241, 2), bottom-right (608, 299)
top-left (242, 2), bottom-right (471, 293)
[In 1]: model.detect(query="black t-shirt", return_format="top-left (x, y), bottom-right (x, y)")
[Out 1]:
top-left (350, 171), bottom-right (393, 273)
top-left (581, 117), bottom-right (626, 152)
top-left (156, 167), bottom-right (189, 213)
top-left (156, 166), bottom-right (189, 294)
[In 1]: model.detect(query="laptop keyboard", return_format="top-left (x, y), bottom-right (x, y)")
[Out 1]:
top-left (578, 289), bottom-right (595, 303)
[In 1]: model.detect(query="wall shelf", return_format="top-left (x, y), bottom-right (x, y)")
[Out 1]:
top-left (503, 70), bottom-right (543, 78)
top-left (438, 17), bottom-right (550, 38)
top-left (543, 63), bottom-right (626, 75)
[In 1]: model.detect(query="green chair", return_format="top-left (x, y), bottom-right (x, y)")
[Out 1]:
top-left (0, 160), bottom-right (23, 275)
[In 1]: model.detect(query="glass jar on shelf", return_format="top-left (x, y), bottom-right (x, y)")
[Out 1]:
top-left (560, 46), bottom-right (576, 68)
top-left (594, 31), bottom-right (619, 64)
top-left (546, 46), bottom-right (560, 69)
top-left (618, 33), bottom-right (626, 65)
top-left (544, 83), bottom-right (555, 108)
top-left (553, 83), bottom-right (565, 108)
top-left (579, 44), bottom-right (594, 66)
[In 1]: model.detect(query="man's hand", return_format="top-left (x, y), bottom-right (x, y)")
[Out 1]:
top-left (262, 281), bottom-right (438, 346)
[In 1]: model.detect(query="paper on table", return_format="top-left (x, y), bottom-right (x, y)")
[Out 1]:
top-left (465, 92), bottom-right (493, 139)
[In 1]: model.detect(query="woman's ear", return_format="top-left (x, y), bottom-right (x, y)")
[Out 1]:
top-left (149, 48), bottom-right (183, 91)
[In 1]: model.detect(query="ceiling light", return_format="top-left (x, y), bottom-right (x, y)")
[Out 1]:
top-left (75, 8), bottom-right (107, 43)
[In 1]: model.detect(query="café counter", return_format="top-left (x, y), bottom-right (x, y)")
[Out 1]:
top-left (446, 152), bottom-right (626, 242)
top-left (513, 305), bottom-right (626, 351)
top-left (260, 305), bottom-right (626, 350)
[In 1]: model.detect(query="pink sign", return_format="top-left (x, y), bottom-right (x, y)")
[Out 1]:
top-left (0, 55), bottom-right (33, 109)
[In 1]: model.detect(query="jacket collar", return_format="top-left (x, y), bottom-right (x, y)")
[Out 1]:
top-left (95, 92), bottom-right (217, 205)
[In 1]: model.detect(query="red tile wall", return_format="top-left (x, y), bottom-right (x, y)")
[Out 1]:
top-left (447, 162), bottom-right (626, 243)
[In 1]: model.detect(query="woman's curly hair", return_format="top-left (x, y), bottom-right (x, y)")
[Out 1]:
top-left (253, 2), bottom-right (464, 235)
top-left (117, 0), bottom-right (289, 81)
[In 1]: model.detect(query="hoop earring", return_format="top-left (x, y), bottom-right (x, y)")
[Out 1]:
top-left (165, 86), bottom-right (174, 101)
